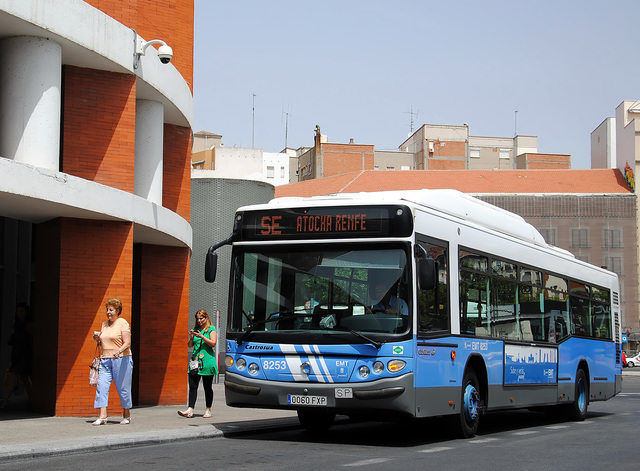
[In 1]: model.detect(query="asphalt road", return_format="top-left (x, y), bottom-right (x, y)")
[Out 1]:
top-left (3, 375), bottom-right (639, 471)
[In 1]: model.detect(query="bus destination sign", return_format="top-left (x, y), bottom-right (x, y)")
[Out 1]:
top-left (237, 205), bottom-right (413, 240)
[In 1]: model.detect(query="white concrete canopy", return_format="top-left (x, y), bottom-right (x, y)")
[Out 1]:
top-left (0, 158), bottom-right (192, 249)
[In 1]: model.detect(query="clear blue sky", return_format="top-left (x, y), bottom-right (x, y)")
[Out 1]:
top-left (194, 1), bottom-right (640, 169)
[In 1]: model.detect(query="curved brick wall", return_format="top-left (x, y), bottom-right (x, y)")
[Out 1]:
top-left (26, 1), bottom-right (194, 416)
top-left (83, 0), bottom-right (194, 91)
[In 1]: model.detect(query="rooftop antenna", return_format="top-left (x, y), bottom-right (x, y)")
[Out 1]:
top-left (281, 106), bottom-right (292, 151)
top-left (404, 106), bottom-right (419, 134)
top-left (514, 109), bottom-right (518, 136)
top-left (251, 93), bottom-right (256, 148)
top-left (284, 111), bottom-right (289, 150)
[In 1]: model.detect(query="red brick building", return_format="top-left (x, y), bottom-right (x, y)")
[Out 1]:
top-left (0, 1), bottom-right (193, 416)
top-left (297, 126), bottom-right (375, 181)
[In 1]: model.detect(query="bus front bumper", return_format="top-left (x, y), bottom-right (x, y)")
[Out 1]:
top-left (225, 371), bottom-right (415, 416)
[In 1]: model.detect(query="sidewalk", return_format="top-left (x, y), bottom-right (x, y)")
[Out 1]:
top-left (0, 376), bottom-right (298, 462)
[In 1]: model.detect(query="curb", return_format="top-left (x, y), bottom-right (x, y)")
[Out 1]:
top-left (0, 426), bottom-right (223, 462)
top-left (0, 417), bottom-right (302, 462)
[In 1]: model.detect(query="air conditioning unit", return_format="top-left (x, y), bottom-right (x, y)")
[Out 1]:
top-left (428, 140), bottom-right (434, 153)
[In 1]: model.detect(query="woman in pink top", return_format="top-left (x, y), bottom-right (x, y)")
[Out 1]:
top-left (91, 298), bottom-right (133, 425)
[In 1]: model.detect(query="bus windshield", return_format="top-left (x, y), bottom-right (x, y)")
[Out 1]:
top-left (229, 244), bottom-right (411, 339)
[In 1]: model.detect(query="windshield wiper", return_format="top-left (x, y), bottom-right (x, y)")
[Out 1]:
top-left (236, 310), bottom-right (310, 345)
top-left (331, 326), bottom-right (382, 349)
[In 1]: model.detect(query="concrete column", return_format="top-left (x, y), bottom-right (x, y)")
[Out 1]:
top-left (0, 36), bottom-right (61, 171)
top-left (134, 100), bottom-right (164, 204)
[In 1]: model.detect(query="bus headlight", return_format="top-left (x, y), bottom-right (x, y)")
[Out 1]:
top-left (387, 360), bottom-right (406, 373)
top-left (248, 363), bottom-right (260, 375)
top-left (372, 361), bottom-right (384, 374)
top-left (359, 365), bottom-right (370, 379)
top-left (236, 358), bottom-right (247, 370)
top-left (225, 356), bottom-right (234, 368)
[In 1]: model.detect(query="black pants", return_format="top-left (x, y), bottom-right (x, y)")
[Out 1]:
top-left (188, 372), bottom-right (214, 408)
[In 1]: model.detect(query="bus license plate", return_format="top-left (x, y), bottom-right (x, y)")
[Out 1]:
top-left (287, 394), bottom-right (327, 406)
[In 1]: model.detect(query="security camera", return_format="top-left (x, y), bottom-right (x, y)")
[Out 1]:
top-left (135, 39), bottom-right (174, 68)
top-left (157, 44), bottom-right (173, 64)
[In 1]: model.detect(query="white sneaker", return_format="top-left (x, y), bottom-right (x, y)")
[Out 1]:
top-left (92, 418), bottom-right (107, 426)
top-left (120, 417), bottom-right (131, 425)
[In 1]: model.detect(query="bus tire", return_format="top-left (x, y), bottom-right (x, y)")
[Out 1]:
top-left (452, 369), bottom-right (481, 438)
top-left (297, 409), bottom-right (335, 433)
top-left (565, 368), bottom-right (589, 421)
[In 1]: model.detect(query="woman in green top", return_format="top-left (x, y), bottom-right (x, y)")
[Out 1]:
top-left (178, 309), bottom-right (217, 418)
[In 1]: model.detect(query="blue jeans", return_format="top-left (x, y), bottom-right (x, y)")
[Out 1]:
top-left (94, 356), bottom-right (133, 409)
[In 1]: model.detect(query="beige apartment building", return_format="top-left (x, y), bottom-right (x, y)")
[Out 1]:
top-left (373, 150), bottom-right (415, 171)
top-left (591, 100), bottom-right (640, 188)
top-left (398, 124), bottom-right (570, 170)
top-left (192, 130), bottom-right (222, 153)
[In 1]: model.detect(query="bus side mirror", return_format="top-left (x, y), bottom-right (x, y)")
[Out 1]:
top-left (205, 252), bottom-right (218, 283)
top-left (417, 258), bottom-right (436, 291)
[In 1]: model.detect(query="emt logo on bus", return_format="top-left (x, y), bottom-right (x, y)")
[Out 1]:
top-left (237, 205), bottom-right (413, 241)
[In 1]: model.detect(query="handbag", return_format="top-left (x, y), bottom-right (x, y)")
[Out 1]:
top-left (188, 351), bottom-right (200, 373)
top-left (89, 344), bottom-right (101, 386)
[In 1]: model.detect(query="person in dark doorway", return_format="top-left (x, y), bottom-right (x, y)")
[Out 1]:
top-left (1, 303), bottom-right (33, 409)
top-left (368, 280), bottom-right (408, 315)
top-left (178, 309), bottom-right (218, 419)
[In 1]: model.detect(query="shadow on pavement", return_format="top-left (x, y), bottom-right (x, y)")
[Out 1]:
top-left (228, 408), bottom-right (615, 448)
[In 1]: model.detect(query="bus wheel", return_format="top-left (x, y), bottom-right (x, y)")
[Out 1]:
top-left (566, 369), bottom-right (589, 421)
top-left (297, 409), bottom-right (335, 433)
top-left (453, 369), bottom-right (480, 438)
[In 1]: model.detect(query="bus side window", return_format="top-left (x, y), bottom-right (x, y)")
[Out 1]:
top-left (459, 250), bottom-right (489, 336)
top-left (569, 281), bottom-right (590, 337)
top-left (544, 275), bottom-right (568, 343)
top-left (417, 241), bottom-right (449, 333)
top-left (591, 287), bottom-right (612, 340)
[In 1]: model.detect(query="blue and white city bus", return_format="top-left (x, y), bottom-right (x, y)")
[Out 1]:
top-left (205, 190), bottom-right (623, 437)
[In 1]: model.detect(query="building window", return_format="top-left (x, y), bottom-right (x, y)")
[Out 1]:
top-left (470, 149), bottom-right (480, 159)
top-left (537, 227), bottom-right (557, 245)
top-left (575, 254), bottom-right (590, 263)
top-left (374, 166), bottom-right (380, 170)
top-left (603, 255), bottom-right (623, 276)
top-left (266, 166), bottom-right (274, 178)
top-left (602, 228), bottom-right (622, 248)
top-left (387, 166), bottom-right (395, 170)
top-left (499, 148), bottom-right (510, 159)
top-left (401, 165), bottom-right (410, 170)
top-left (571, 228), bottom-right (589, 248)
top-left (280, 166), bottom-right (285, 179)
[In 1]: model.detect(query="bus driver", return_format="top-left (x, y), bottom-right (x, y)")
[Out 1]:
top-left (368, 280), bottom-right (408, 315)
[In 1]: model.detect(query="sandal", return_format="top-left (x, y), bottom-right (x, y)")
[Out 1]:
top-left (120, 417), bottom-right (131, 425)
top-left (92, 417), bottom-right (107, 426)
top-left (177, 410), bottom-right (193, 418)
top-left (202, 411), bottom-right (212, 418)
